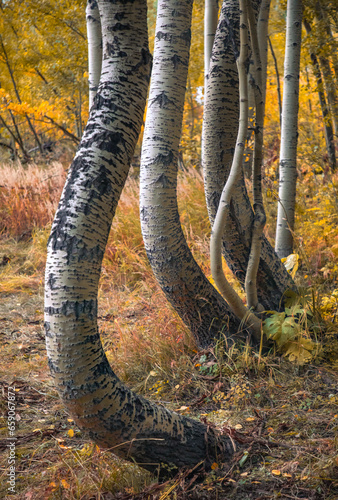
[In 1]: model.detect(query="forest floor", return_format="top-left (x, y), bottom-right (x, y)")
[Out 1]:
top-left (0, 282), bottom-right (337, 500)
top-left (0, 164), bottom-right (338, 499)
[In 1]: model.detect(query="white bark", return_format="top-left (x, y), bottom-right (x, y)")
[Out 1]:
top-left (202, 0), bottom-right (294, 311)
top-left (245, 0), bottom-right (266, 311)
top-left (275, 0), bottom-right (302, 259)
top-left (86, 0), bottom-right (102, 109)
top-left (140, 0), bottom-right (243, 347)
top-left (204, 0), bottom-right (219, 93)
top-left (246, 0), bottom-right (270, 174)
top-left (210, 0), bottom-right (261, 340)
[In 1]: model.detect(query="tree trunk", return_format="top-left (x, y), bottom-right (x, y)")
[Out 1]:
top-left (318, 55), bottom-right (338, 140)
top-left (86, 0), bottom-right (102, 109)
top-left (204, 0), bottom-right (219, 93)
top-left (210, 0), bottom-right (262, 340)
top-left (304, 19), bottom-right (337, 172)
top-left (45, 0), bottom-right (234, 473)
top-left (275, 0), bottom-right (302, 259)
top-left (268, 35), bottom-right (282, 128)
top-left (245, 0), bottom-right (267, 312)
top-left (246, 0), bottom-right (270, 176)
top-left (314, 1), bottom-right (338, 139)
top-left (257, 0), bottom-right (270, 112)
top-left (202, 0), bottom-right (294, 311)
top-left (140, 0), bottom-right (246, 348)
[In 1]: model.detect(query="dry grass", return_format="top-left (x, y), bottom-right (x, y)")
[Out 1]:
top-left (0, 162), bottom-right (337, 498)
top-left (0, 162), bottom-right (66, 238)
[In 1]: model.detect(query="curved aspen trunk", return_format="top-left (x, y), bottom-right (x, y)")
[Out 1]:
top-left (45, 0), bottom-right (233, 473)
top-left (245, 0), bottom-right (267, 312)
top-left (140, 0), bottom-right (244, 348)
top-left (275, 0), bottom-right (302, 259)
top-left (210, 0), bottom-right (262, 340)
top-left (86, 0), bottom-right (102, 109)
top-left (202, 0), bottom-right (294, 311)
top-left (246, 0), bottom-right (270, 176)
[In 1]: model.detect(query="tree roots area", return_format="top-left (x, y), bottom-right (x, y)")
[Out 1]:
top-left (0, 285), bottom-right (337, 500)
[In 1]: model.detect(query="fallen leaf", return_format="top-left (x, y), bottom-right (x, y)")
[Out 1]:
top-left (272, 470), bottom-right (281, 476)
top-left (61, 479), bottom-right (70, 489)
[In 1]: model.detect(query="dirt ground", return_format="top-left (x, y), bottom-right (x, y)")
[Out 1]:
top-left (0, 287), bottom-right (338, 500)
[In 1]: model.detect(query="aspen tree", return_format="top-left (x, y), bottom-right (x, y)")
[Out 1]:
top-left (202, 0), bottom-right (294, 311)
top-left (204, 0), bottom-right (219, 93)
top-left (257, 0), bottom-right (270, 110)
top-left (45, 0), bottom-right (234, 472)
top-left (86, 0), bottom-right (102, 109)
top-left (275, 0), bottom-right (303, 259)
top-left (210, 0), bottom-right (262, 339)
top-left (140, 0), bottom-right (244, 347)
top-left (304, 18), bottom-right (337, 172)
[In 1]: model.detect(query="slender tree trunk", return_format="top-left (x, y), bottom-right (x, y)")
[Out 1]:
top-left (268, 35), bottom-right (282, 128)
top-left (304, 19), bottom-right (336, 172)
top-left (202, 0), bottom-right (294, 311)
top-left (275, 0), bottom-right (302, 259)
top-left (204, 0), bottom-right (219, 94)
top-left (314, 1), bottom-right (338, 138)
top-left (245, 0), bottom-right (266, 312)
top-left (257, 0), bottom-right (270, 112)
top-left (86, 0), bottom-right (102, 109)
top-left (246, 0), bottom-right (270, 176)
top-left (318, 55), bottom-right (338, 139)
top-left (45, 0), bottom-right (234, 472)
top-left (210, 0), bottom-right (262, 340)
top-left (140, 0), bottom-right (244, 348)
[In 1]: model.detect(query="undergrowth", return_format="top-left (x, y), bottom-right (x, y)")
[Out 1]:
top-left (0, 162), bottom-right (337, 498)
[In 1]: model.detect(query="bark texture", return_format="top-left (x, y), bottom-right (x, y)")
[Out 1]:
top-left (140, 0), bottom-right (244, 348)
top-left (275, 0), bottom-right (302, 259)
top-left (45, 0), bottom-right (234, 473)
top-left (202, 0), bottom-right (294, 311)
top-left (86, 0), bottom-right (102, 109)
top-left (210, 0), bottom-right (262, 339)
top-left (205, 0), bottom-right (219, 92)
top-left (245, 0), bottom-right (267, 312)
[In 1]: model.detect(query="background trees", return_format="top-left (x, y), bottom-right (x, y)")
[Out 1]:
top-left (0, 0), bottom-right (87, 160)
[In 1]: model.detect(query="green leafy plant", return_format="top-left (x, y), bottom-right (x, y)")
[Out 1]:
top-left (263, 301), bottom-right (318, 365)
